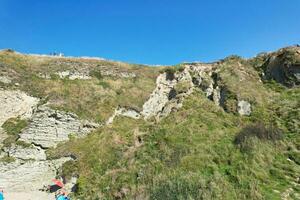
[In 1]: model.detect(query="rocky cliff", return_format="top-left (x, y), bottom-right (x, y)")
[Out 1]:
top-left (0, 46), bottom-right (299, 200)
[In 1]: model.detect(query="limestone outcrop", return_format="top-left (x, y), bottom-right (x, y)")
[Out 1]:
top-left (141, 63), bottom-right (224, 120)
top-left (0, 76), bottom-right (12, 84)
top-left (107, 107), bottom-right (141, 125)
top-left (3, 145), bottom-right (46, 161)
top-left (0, 90), bottom-right (39, 126)
top-left (57, 70), bottom-right (92, 80)
top-left (141, 72), bottom-right (179, 119)
top-left (0, 157), bottom-right (70, 192)
top-left (19, 105), bottom-right (98, 148)
top-left (264, 46), bottom-right (300, 87)
top-left (99, 68), bottom-right (136, 78)
top-left (109, 62), bottom-right (252, 121)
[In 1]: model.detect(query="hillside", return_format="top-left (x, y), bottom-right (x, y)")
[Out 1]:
top-left (0, 46), bottom-right (299, 200)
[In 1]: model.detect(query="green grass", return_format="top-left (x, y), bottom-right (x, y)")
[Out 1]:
top-left (1, 49), bottom-right (299, 199)
top-left (0, 50), bottom-right (159, 122)
top-left (2, 117), bottom-right (28, 136)
top-left (1, 118), bottom-right (28, 148)
top-left (46, 90), bottom-right (299, 199)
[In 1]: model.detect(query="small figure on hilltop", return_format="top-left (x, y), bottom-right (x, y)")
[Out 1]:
top-left (49, 52), bottom-right (64, 57)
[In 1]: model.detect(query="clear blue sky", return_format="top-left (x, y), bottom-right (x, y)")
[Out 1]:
top-left (0, 0), bottom-right (299, 65)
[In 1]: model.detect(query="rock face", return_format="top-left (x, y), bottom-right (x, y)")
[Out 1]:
top-left (0, 90), bottom-right (39, 126)
top-left (0, 157), bottom-right (70, 192)
top-left (57, 70), bottom-right (91, 80)
top-left (141, 63), bottom-right (224, 120)
top-left (100, 68), bottom-right (137, 78)
top-left (141, 67), bottom-right (195, 120)
top-left (0, 76), bottom-right (12, 84)
top-left (265, 46), bottom-right (300, 87)
top-left (39, 68), bottom-right (136, 80)
top-left (237, 100), bottom-right (251, 116)
top-left (19, 106), bottom-right (98, 148)
top-left (107, 107), bottom-right (141, 125)
top-left (185, 63), bottom-right (223, 105)
top-left (3, 145), bottom-right (46, 161)
top-left (141, 72), bottom-right (179, 119)
top-left (111, 63), bottom-right (252, 121)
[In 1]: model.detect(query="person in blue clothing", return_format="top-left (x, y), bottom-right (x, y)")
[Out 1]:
top-left (0, 188), bottom-right (4, 200)
top-left (56, 190), bottom-right (70, 200)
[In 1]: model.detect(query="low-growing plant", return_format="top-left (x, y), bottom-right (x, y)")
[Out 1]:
top-left (174, 81), bottom-right (191, 93)
top-left (0, 155), bottom-right (15, 163)
top-left (97, 80), bottom-right (110, 89)
top-left (61, 160), bottom-right (79, 182)
top-left (1, 118), bottom-right (28, 136)
top-left (89, 69), bottom-right (103, 80)
top-left (159, 67), bottom-right (176, 80)
top-left (16, 140), bottom-right (32, 148)
top-left (234, 122), bottom-right (283, 151)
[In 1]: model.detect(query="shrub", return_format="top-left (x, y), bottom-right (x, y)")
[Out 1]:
top-left (16, 140), bottom-right (32, 148)
top-left (159, 67), bottom-right (176, 81)
top-left (2, 118), bottom-right (28, 135)
top-left (3, 49), bottom-right (15, 53)
top-left (89, 69), bottom-right (103, 80)
top-left (61, 160), bottom-right (79, 182)
top-left (174, 81), bottom-right (191, 93)
top-left (0, 155), bottom-right (15, 163)
top-left (234, 123), bottom-right (283, 150)
top-left (1, 118), bottom-right (28, 147)
top-left (97, 81), bottom-right (110, 89)
top-left (223, 55), bottom-right (243, 62)
top-left (2, 136), bottom-right (18, 148)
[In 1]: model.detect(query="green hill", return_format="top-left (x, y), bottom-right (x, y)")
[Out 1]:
top-left (0, 46), bottom-right (299, 199)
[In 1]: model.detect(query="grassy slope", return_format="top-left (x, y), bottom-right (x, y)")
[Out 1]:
top-left (49, 87), bottom-right (299, 199)
top-left (0, 51), bottom-right (159, 122)
top-left (1, 50), bottom-right (299, 199)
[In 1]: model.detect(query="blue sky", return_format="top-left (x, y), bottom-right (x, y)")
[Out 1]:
top-left (0, 0), bottom-right (299, 65)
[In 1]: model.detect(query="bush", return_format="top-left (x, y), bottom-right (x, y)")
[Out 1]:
top-left (0, 155), bottom-right (15, 163)
top-left (61, 160), bottom-right (79, 182)
top-left (2, 118), bottom-right (28, 136)
top-left (174, 81), bottom-right (191, 93)
top-left (97, 81), bottom-right (110, 89)
top-left (159, 67), bottom-right (176, 81)
top-left (89, 69), bottom-right (103, 80)
top-left (234, 123), bottom-right (283, 149)
top-left (1, 118), bottom-right (28, 148)
top-left (3, 49), bottom-right (15, 53)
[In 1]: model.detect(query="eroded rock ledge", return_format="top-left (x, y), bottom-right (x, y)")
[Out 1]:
top-left (19, 105), bottom-right (99, 148)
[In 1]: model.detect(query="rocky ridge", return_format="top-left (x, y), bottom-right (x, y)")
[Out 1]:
top-left (108, 63), bottom-right (253, 124)
top-left (0, 90), bottom-right (98, 196)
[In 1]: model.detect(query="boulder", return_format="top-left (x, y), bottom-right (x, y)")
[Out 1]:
top-left (107, 107), bottom-right (141, 125)
top-left (237, 100), bottom-right (251, 116)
